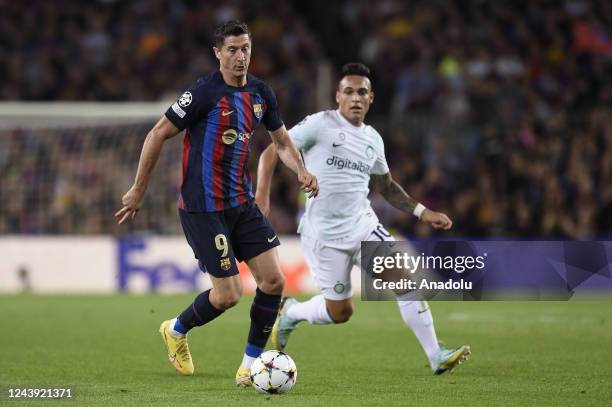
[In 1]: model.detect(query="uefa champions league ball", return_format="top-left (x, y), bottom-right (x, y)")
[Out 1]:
top-left (250, 350), bottom-right (297, 394)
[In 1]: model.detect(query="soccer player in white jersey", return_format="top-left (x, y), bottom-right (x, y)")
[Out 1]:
top-left (256, 63), bottom-right (470, 375)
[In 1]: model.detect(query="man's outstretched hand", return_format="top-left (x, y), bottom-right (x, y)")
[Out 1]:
top-left (115, 186), bottom-right (145, 224)
top-left (421, 209), bottom-right (453, 230)
top-left (298, 169), bottom-right (319, 198)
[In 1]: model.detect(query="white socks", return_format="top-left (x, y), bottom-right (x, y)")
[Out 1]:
top-left (286, 294), bottom-right (333, 324)
top-left (169, 317), bottom-right (186, 337)
top-left (397, 300), bottom-right (440, 368)
top-left (241, 354), bottom-right (256, 369)
top-left (283, 295), bottom-right (440, 368)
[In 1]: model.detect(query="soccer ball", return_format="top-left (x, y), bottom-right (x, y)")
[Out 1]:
top-left (250, 350), bottom-right (297, 394)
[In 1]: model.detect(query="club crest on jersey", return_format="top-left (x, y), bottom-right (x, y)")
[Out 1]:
top-left (253, 103), bottom-right (263, 119)
top-left (220, 257), bottom-right (232, 271)
top-left (366, 145), bottom-right (375, 159)
top-left (339, 132), bottom-right (346, 141)
top-left (178, 91), bottom-right (192, 107)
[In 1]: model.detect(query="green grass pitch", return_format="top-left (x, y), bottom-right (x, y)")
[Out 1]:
top-left (1, 295), bottom-right (611, 406)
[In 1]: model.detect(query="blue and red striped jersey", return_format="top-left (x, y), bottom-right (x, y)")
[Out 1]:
top-left (164, 70), bottom-right (283, 212)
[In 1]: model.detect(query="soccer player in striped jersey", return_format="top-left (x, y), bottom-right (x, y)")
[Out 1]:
top-left (256, 63), bottom-right (470, 375)
top-left (115, 21), bottom-right (318, 386)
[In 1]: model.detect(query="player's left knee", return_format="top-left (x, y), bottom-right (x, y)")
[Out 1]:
top-left (216, 291), bottom-right (241, 310)
top-left (258, 272), bottom-right (285, 295)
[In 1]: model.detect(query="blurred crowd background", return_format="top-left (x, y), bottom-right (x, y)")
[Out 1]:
top-left (1, 0), bottom-right (611, 238)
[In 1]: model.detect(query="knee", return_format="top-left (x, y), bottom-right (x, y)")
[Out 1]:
top-left (258, 272), bottom-right (285, 295)
top-left (213, 288), bottom-right (242, 310)
top-left (328, 304), bottom-right (353, 324)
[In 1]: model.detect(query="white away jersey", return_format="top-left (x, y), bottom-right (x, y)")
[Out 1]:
top-left (289, 110), bottom-right (389, 240)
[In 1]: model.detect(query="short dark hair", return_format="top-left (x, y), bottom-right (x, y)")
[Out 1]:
top-left (214, 20), bottom-right (251, 47)
top-left (340, 62), bottom-right (371, 79)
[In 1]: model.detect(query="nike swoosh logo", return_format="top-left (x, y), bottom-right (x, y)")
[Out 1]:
top-left (418, 308), bottom-right (430, 314)
top-left (221, 110), bottom-right (234, 116)
top-left (267, 235), bottom-right (277, 243)
top-left (162, 330), bottom-right (180, 365)
top-left (332, 143), bottom-right (343, 147)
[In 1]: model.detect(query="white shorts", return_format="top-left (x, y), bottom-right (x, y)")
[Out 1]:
top-left (301, 223), bottom-right (395, 300)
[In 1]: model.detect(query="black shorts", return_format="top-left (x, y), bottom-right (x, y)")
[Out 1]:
top-left (179, 201), bottom-right (280, 278)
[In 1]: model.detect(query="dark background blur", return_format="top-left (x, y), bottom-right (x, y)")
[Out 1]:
top-left (1, 0), bottom-right (611, 238)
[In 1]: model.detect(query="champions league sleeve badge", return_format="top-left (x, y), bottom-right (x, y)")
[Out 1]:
top-left (178, 91), bottom-right (193, 107)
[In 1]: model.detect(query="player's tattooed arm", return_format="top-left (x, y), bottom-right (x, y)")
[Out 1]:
top-left (370, 172), bottom-right (453, 230)
top-left (370, 172), bottom-right (418, 213)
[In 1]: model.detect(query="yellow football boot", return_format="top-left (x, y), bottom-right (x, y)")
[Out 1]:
top-left (159, 320), bottom-right (194, 376)
top-left (235, 366), bottom-right (252, 387)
